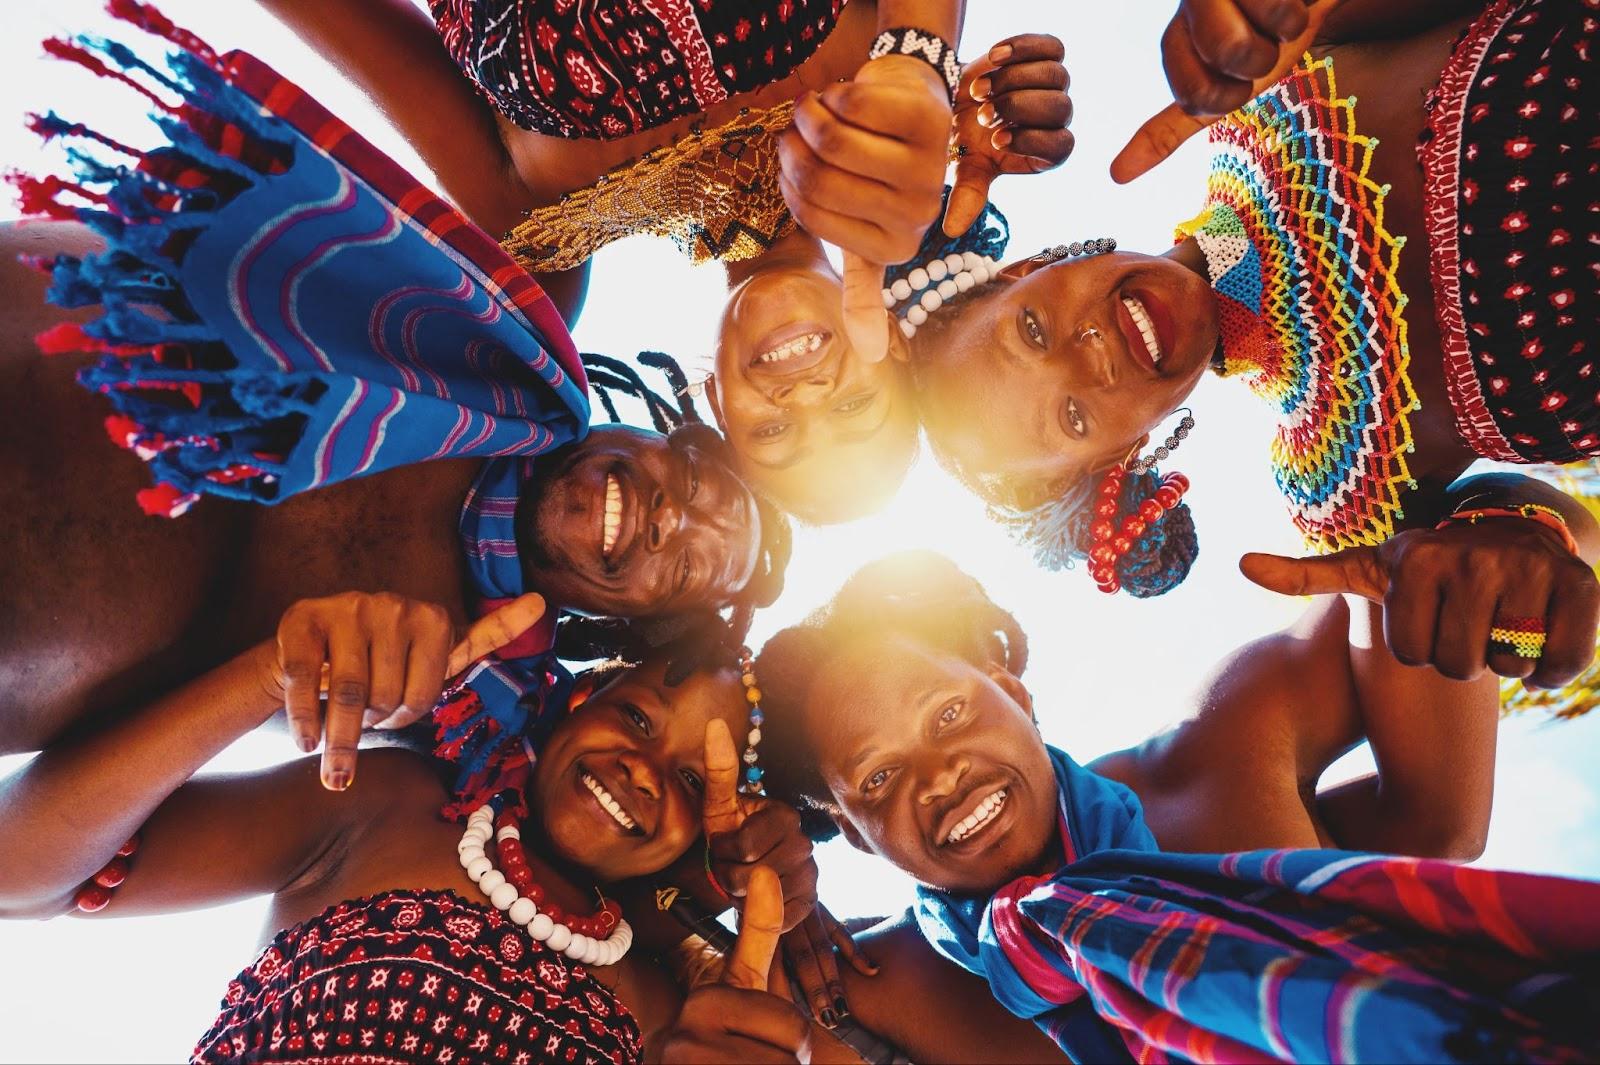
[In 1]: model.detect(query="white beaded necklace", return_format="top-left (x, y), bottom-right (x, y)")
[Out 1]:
top-left (457, 803), bottom-right (635, 967)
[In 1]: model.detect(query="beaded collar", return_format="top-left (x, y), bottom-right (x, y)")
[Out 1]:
top-left (1175, 55), bottom-right (1419, 554)
top-left (502, 102), bottom-right (797, 273)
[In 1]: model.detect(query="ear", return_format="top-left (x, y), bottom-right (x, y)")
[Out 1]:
top-left (834, 812), bottom-right (873, 855)
top-left (986, 665), bottom-right (1035, 723)
top-left (885, 312), bottom-right (912, 365)
top-left (703, 374), bottom-right (728, 432)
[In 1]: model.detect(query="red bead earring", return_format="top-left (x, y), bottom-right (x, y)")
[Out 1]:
top-left (1085, 464), bottom-right (1191, 595)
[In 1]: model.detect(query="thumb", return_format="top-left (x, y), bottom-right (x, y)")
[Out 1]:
top-left (445, 593), bottom-right (546, 678)
top-left (841, 251), bottom-right (890, 364)
top-left (1239, 549), bottom-right (1386, 602)
top-left (1110, 102), bottom-right (1203, 184)
top-left (722, 865), bottom-right (784, 992)
top-left (943, 159), bottom-right (995, 236)
top-left (702, 717), bottom-right (745, 838)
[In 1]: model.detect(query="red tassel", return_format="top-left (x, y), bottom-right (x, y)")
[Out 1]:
top-left (35, 321), bottom-right (97, 355)
top-left (136, 483), bottom-right (198, 517)
top-left (43, 38), bottom-right (177, 113)
top-left (105, 0), bottom-right (220, 68)
top-left (204, 463), bottom-right (264, 485)
top-left (104, 414), bottom-right (147, 450)
top-left (9, 174), bottom-right (83, 221)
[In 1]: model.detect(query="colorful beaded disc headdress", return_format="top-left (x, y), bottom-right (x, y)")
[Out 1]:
top-left (1175, 55), bottom-right (1420, 555)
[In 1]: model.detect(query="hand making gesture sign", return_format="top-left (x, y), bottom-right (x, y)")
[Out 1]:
top-left (263, 591), bottom-right (547, 790)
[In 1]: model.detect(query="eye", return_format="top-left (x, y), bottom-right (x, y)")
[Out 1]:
top-left (1064, 398), bottom-right (1087, 437)
top-left (679, 767), bottom-right (704, 794)
top-left (834, 392), bottom-right (876, 416)
top-left (752, 421), bottom-right (790, 441)
top-left (937, 700), bottom-right (965, 728)
top-left (863, 768), bottom-right (892, 794)
top-left (621, 703), bottom-right (650, 735)
top-left (684, 451), bottom-right (701, 502)
top-left (1021, 308), bottom-right (1047, 349)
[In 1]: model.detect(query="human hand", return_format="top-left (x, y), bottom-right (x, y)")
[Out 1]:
top-left (266, 591), bottom-right (546, 790)
top-left (780, 905), bottom-right (880, 1029)
top-left (1110, 0), bottom-right (1336, 183)
top-left (781, 53), bottom-right (951, 365)
top-left (944, 34), bottom-right (1075, 236)
top-left (659, 866), bottom-right (813, 1063)
top-left (703, 719), bottom-right (819, 933)
top-left (1241, 520), bottom-right (1600, 686)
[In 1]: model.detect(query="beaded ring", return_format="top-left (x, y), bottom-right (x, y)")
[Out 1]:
top-left (1128, 409), bottom-right (1196, 476)
top-left (1489, 616), bottom-right (1547, 660)
top-left (737, 647), bottom-right (766, 796)
top-left (1085, 465), bottom-right (1191, 595)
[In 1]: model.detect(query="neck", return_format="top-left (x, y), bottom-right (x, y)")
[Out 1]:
top-left (723, 227), bottom-right (835, 288)
top-left (1164, 236), bottom-right (1210, 282)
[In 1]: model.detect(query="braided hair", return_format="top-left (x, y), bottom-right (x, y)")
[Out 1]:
top-left (563, 350), bottom-right (793, 668)
top-left (754, 551), bottom-right (1028, 842)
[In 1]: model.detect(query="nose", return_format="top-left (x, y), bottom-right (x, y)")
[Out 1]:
top-left (647, 484), bottom-right (682, 552)
top-left (1070, 326), bottom-right (1117, 389)
top-left (916, 752), bottom-right (970, 807)
top-left (768, 373), bottom-right (834, 406)
top-left (617, 749), bottom-right (661, 804)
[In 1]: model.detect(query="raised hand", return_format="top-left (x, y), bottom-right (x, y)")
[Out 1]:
top-left (267, 591), bottom-right (546, 790)
top-left (1111, 0), bottom-right (1337, 183)
top-left (780, 905), bottom-right (880, 1030)
top-left (944, 34), bottom-right (1076, 236)
top-left (660, 865), bottom-right (813, 1063)
top-left (1241, 520), bottom-right (1600, 687)
top-left (703, 719), bottom-right (819, 933)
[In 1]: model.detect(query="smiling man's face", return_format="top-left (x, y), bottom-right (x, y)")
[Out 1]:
top-left (518, 426), bottom-right (761, 617)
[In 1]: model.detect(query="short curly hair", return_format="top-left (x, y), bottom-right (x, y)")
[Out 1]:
top-left (754, 551), bottom-right (1028, 841)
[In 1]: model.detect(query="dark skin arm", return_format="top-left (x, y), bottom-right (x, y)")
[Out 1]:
top-left (247, 0), bottom-right (591, 322)
top-left (1092, 594), bottom-right (1497, 859)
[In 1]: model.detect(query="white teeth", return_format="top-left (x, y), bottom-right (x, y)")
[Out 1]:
top-left (582, 772), bottom-right (637, 831)
top-left (1121, 296), bottom-right (1162, 365)
top-left (945, 788), bottom-right (1008, 844)
top-left (601, 474), bottom-right (621, 556)
top-left (754, 331), bottom-right (824, 365)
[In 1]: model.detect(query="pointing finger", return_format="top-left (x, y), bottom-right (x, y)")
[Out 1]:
top-left (1239, 548), bottom-right (1387, 602)
top-left (841, 252), bottom-right (890, 364)
top-left (446, 593), bottom-right (546, 678)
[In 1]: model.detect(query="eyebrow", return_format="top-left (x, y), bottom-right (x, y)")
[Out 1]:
top-left (746, 395), bottom-right (899, 472)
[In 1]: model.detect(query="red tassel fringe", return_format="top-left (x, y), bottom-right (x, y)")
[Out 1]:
top-left (43, 37), bottom-right (177, 113)
top-left (105, 0), bottom-right (220, 69)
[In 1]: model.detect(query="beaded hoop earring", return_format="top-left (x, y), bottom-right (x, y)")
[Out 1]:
top-left (1127, 409), bottom-right (1195, 475)
top-left (737, 647), bottom-right (766, 796)
top-left (1085, 464), bottom-right (1192, 595)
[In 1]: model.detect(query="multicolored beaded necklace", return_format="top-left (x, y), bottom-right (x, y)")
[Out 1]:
top-left (1174, 55), bottom-right (1420, 554)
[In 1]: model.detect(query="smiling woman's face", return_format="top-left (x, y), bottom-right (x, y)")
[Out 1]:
top-left (803, 634), bottom-right (1058, 896)
top-left (519, 426), bottom-right (760, 617)
top-left (712, 261), bottom-right (920, 524)
top-left (532, 659), bottom-right (747, 882)
top-left (914, 248), bottom-right (1218, 506)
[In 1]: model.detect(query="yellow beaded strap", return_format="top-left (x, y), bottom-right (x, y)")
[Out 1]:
top-left (502, 101), bottom-right (798, 273)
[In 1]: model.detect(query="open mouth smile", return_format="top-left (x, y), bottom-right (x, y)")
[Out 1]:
top-left (1118, 294), bottom-right (1163, 372)
top-left (601, 473), bottom-right (622, 557)
top-left (941, 786), bottom-right (1009, 846)
top-left (581, 770), bottom-right (641, 834)
top-left (748, 322), bottom-right (832, 376)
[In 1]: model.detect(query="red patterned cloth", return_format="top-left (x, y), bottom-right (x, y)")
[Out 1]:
top-left (431, 0), bottom-right (846, 139)
top-left (193, 890), bottom-right (641, 1064)
top-left (1420, 0), bottom-right (1600, 462)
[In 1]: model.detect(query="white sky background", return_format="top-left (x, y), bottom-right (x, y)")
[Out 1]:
top-left (3, 1), bottom-right (1599, 1060)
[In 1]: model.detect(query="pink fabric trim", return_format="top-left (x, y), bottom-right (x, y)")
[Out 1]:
top-left (1418, 0), bottom-right (1524, 462)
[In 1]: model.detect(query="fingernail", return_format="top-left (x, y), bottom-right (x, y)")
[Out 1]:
top-left (363, 709), bottom-right (385, 728)
top-left (977, 102), bottom-right (997, 128)
top-left (297, 732), bottom-right (317, 753)
top-left (971, 76), bottom-right (991, 101)
top-left (989, 44), bottom-right (1013, 62)
top-left (993, 129), bottom-right (1013, 149)
top-left (833, 995), bottom-right (849, 1014)
top-left (325, 768), bottom-right (351, 791)
top-left (380, 706), bottom-right (408, 729)
top-left (819, 1008), bottom-right (837, 1028)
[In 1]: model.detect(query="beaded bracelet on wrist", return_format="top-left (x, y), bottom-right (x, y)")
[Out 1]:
top-left (869, 27), bottom-right (961, 102)
top-left (1437, 503), bottom-right (1578, 556)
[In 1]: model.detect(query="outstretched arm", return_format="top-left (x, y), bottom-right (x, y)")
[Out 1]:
top-left (1092, 594), bottom-right (1497, 859)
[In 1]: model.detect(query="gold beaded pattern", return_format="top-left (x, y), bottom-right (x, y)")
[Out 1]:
top-left (501, 102), bottom-right (798, 273)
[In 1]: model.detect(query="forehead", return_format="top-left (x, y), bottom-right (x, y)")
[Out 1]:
top-left (597, 657), bottom-right (747, 732)
top-left (806, 635), bottom-right (961, 743)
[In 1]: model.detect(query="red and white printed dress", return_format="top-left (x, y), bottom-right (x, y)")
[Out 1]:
top-left (193, 890), bottom-right (641, 1064)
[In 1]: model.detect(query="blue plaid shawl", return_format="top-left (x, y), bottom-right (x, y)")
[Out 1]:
top-left (24, 3), bottom-right (588, 516)
top-left (916, 746), bottom-right (1600, 1062)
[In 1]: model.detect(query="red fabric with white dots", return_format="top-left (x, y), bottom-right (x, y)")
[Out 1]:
top-left (1420, 0), bottom-right (1600, 462)
top-left (192, 890), bottom-right (640, 1064)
